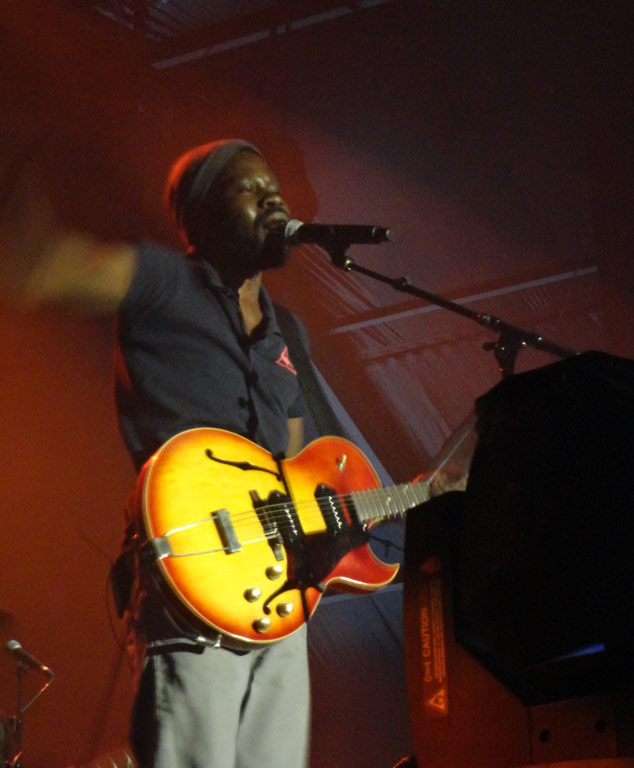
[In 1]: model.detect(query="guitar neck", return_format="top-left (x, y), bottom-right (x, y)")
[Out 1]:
top-left (351, 481), bottom-right (430, 525)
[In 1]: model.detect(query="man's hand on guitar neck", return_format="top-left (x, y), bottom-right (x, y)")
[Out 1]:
top-left (417, 461), bottom-right (469, 497)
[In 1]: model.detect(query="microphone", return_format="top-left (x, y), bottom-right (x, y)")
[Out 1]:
top-left (285, 219), bottom-right (393, 247)
top-left (5, 639), bottom-right (54, 678)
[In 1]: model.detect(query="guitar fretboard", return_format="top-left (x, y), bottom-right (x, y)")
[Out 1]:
top-left (351, 481), bottom-right (430, 524)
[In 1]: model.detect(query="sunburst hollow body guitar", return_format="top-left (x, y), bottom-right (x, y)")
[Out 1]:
top-left (137, 428), bottom-right (430, 645)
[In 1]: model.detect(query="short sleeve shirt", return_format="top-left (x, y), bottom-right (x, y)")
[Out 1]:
top-left (115, 242), bottom-right (303, 470)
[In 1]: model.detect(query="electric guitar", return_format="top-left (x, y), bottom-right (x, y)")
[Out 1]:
top-left (136, 428), bottom-right (430, 645)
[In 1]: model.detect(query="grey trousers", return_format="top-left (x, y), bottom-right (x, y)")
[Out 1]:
top-left (130, 625), bottom-right (310, 768)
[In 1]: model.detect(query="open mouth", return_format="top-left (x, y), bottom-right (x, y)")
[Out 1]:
top-left (261, 211), bottom-right (289, 232)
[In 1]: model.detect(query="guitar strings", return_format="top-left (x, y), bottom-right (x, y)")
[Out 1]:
top-left (156, 482), bottom-right (430, 556)
top-left (164, 484), bottom-right (420, 532)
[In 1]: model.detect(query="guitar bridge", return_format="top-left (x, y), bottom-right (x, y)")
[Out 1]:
top-left (212, 508), bottom-right (242, 554)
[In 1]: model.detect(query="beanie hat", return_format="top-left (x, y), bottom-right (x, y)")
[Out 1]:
top-left (165, 139), bottom-right (261, 247)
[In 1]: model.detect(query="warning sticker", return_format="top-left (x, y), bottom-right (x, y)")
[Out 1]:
top-left (419, 556), bottom-right (449, 718)
top-left (426, 686), bottom-right (448, 715)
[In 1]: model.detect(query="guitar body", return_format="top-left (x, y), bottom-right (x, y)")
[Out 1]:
top-left (138, 428), bottom-right (400, 645)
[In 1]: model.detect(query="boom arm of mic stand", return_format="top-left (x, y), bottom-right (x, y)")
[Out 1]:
top-left (327, 246), bottom-right (578, 378)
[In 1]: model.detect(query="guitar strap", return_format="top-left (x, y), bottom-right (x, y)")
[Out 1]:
top-left (273, 303), bottom-right (347, 439)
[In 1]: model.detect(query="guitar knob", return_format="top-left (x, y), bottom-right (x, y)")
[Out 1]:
top-left (253, 617), bottom-right (271, 633)
top-left (276, 602), bottom-right (294, 617)
top-left (244, 588), bottom-right (262, 603)
top-left (265, 565), bottom-right (283, 580)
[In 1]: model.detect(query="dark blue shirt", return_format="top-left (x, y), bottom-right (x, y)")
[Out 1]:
top-left (115, 242), bottom-right (303, 470)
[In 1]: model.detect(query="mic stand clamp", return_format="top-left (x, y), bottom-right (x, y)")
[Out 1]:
top-left (327, 243), bottom-right (354, 272)
top-left (325, 243), bottom-right (578, 378)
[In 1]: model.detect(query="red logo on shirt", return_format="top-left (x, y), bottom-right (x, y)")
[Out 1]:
top-left (276, 346), bottom-right (297, 375)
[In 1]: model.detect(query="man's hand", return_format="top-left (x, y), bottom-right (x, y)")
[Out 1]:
top-left (423, 461), bottom-right (469, 497)
top-left (0, 160), bottom-right (135, 313)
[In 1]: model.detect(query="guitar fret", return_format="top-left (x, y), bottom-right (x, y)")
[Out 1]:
top-left (405, 484), bottom-right (421, 510)
top-left (380, 489), bottom-right (397, 519)
top-left (352, 482), bottom-right (430, 524)
top-left (361, 488), bottom-right (375, 523)
top-left (386, 486), bottom-right (403, 518)
top-left (356, 488), bottom-right (372, 523)
top-left (368, 488), bottom-right (382, 521)
top-left (397, 487), bottom-right (411, 516)
top-left (351, 489), bottom-right (363, 522)
top-left (374, 488), bottom-right (391, 521)
top-left (390, 488), bottom-right (405, 516)
top-left (386, 488), bottom-right (404, 519)
top-left (414, 482), bottom-right (430, 505)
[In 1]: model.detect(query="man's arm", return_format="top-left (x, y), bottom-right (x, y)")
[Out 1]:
top-left (23, 232), bottom-right (136, 312)
top-left (0, 162), bottom-right (135, 313)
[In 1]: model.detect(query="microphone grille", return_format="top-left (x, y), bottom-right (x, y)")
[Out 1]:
top-left (5, 639), bottom-right (21, 655)
top-left (284, 219), bottom-right (303, 240)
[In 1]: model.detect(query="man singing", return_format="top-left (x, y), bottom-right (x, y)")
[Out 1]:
top-left (3, 139), bottom-right (312, 768)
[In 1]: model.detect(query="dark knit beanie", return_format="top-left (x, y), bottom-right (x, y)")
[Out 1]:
top-left (165, 139), bottom-right (261, 247)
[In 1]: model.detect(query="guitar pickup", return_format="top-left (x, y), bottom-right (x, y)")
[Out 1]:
top-left (212, 508), bottom-right (242, 554)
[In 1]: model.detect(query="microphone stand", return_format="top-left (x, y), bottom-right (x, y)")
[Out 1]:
top-left (7, 660), bottom-right (54, 768)
top-left (325, 244), bottom-right (578, 378)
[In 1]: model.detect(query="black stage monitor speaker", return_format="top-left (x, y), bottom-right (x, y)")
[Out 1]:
top-left (404, 351), bottom-right (634, 767)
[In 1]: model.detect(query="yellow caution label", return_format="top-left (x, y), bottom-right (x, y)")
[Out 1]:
top-left (419, 556), bottom-right (449, 718)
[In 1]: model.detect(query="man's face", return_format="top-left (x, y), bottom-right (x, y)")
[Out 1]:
top-left (209, 150), bottom-right (292, 275)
